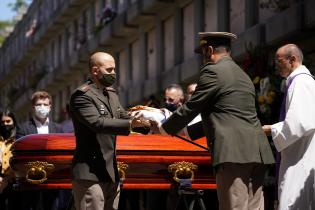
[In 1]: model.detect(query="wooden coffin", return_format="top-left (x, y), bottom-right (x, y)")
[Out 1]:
top-left (10, 134), bottom-right (216, 190)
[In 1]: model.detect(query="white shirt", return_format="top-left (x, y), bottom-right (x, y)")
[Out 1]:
top-left (271, 65), bottom-right (315, 210)
top-left (33, 117), bottom-right (50, 134)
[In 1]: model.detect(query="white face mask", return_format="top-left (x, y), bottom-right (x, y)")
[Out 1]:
top-left (34, 105), bottom-right (51, 119)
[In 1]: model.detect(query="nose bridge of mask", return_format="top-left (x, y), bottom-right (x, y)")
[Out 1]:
top-left (35, 104), bottom-right (50, 116)
top-left (37, 105), bottom-right (50, 111)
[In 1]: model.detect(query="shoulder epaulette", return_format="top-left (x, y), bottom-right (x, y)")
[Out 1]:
top-left (78, 84), bottom-right (90, 93)
top-left (106, 87), bottom-right (116, 92)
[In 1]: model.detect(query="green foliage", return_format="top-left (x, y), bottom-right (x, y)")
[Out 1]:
top-left (0, 20), bottom-right (12, 28)
top-left (8, 0), bottom-right (28, 12)
top-left (242, 42), bottom-right (284, 124)
top-left (0, 36), bottom-right (5, 44)
top-left (0, 0), bottom-right (30, 45)
top-left (0, 20), bottom-right (13, 45)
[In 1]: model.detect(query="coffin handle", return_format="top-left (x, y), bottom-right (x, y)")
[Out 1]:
top-left (168, 161), bottom-right (198, 183)
top-left (25, 161), bottom-right (55, 184)
top-left (117, 161), bottom-right (128, 181)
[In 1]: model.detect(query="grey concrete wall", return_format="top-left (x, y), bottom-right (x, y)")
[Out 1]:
top-left (1, 0), bottom-right (315, 120)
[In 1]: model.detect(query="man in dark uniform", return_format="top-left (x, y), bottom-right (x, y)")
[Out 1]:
top-left (70, 52), bottom-right (149, 210)
top-left (153, 32), bottom-right (275, 210)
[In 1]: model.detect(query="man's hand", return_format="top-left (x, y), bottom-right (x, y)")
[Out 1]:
top-left (130, 117), bottom-right (151, 128)
top-left (262, 125), bottom-right (271, 136)
top-left (150, 120), bottom-right (161, 134)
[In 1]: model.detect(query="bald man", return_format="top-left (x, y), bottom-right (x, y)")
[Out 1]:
top-left (164, 84), bottom-right (185, 112)
top-left (263, 44), bottom-right (315, 209)
top-left (70, 52), bottom-right (149, 210)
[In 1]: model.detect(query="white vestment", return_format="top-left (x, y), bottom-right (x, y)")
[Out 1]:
top-left (271, 65), bottom-right (315, 210)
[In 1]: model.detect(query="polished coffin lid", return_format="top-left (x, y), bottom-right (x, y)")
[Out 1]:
top-left (10, 134), bottom-right (215, 190)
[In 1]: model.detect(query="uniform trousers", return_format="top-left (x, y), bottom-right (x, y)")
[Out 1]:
top-left (216, 163), bottom-right (266, 210)
top-left (72, 180), bottom-right (120, 210)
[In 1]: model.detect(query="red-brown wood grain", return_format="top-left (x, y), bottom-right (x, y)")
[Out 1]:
top-left (12, 134), bottom-right (208, 151)
top-left (10, 134), bottom-right (216, 190)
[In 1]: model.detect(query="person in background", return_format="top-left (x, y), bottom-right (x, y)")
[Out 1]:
top-left (144, 83), bottom-right (204, 210)
top-left (16, 90), bottom-right (63, 210)
top-left (144, 95), bottom-right (161, 108)
top-left (153, 32), bottom-right (275, 210)
top-left (70, 52), bottom-right (149, 210)
top-left (0, 108), bottom-right (17, 209)
top-left (99, 6), bottom-right (117, 26)
top-left (183, 82), bottom-right (205, 140)
top-left (57, 105), bottom-right (74, 210)
top-left (262, 44), bottom-right (315, 210)
top-left (164, 84), bottom-right (185, 112)
top-left (17, 90), bottom-right (61, 138)
top-left (60, 103), bottom-right (74, 133)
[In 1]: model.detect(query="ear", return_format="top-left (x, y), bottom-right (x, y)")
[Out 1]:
top-left (91, 66), bottom-right (98, 76)
top-left (290, 56), bottom-right (296, 64)
top-left (208, 46), bottom-right (214, 55)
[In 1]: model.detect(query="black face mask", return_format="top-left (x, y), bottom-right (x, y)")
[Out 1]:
top-left (165, 102), bottom-right (178, 112)
top-left (0, 124), bottom-right (14, 140)
top-left (99, 73), bottom-right (116, 87)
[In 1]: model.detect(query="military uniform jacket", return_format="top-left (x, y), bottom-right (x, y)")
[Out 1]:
top-left (70, 79), bottom-right (130, 183)
top-left (162, 57), bottom-right (275, 167)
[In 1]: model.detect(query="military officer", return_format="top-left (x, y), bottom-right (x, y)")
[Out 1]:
top-left (153, 32), bottom-right (275, 210)
top-left (70, 52), bottom-right (149, 210)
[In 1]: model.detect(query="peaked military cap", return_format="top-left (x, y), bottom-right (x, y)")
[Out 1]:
top-left (195, 32), bottom-right (237, 54)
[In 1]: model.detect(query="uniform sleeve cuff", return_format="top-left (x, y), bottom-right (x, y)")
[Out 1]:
top-left (159, 124), bottom-right (169, 136)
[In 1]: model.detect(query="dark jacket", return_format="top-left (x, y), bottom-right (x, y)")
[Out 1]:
top-left (16, 118), bottom-right (61, 139)
top-left (162, 56), bottom-right (275, 167)
top-left (69, 79), bottom-right (130, 183)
